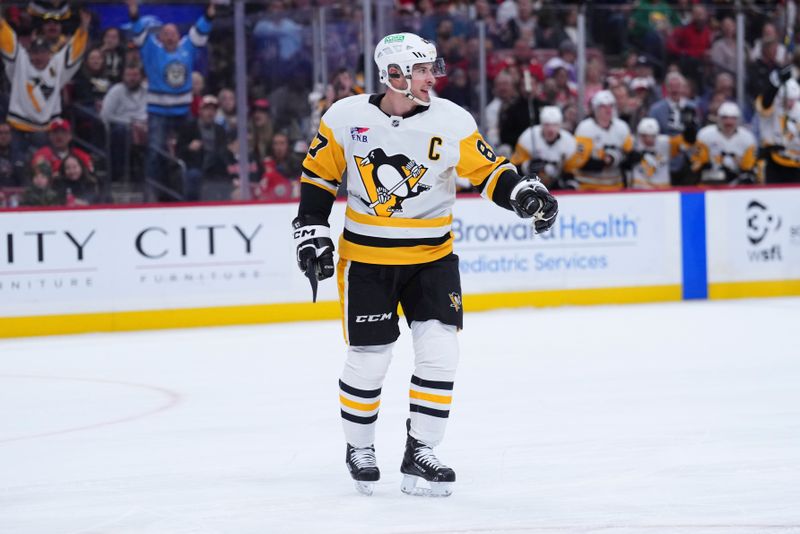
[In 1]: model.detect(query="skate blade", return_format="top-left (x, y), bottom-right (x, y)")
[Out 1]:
top-left (354, 480), bottom-right (375, 496)
top-left (400, 474), bottom-right (453, 497)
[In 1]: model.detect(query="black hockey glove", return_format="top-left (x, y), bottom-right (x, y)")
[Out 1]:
top-left (509, 176), bottom-right (558, 234)
top-left (292, 215), bottom-right (335, 301)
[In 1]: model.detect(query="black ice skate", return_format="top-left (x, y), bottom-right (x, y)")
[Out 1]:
top-left (400, 420), bottom-right (456, 497)
top-left (346, 444), bottom-right (380, 496)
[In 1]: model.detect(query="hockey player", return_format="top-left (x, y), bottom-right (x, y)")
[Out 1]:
top-left (292, 33), bottom-right (558, 497)
top-left (511, 105), bottom-right (581, 189)
top-left (0, 7), bottom-right (89, 141)
top-left (627, 118), bottom-right (676, 189)
top-left (755, 65), bottom-right (800, 183)
top-left (573, 90), bottom-right (634, 190)
top-left (692, 102), bottom-right (758, 185)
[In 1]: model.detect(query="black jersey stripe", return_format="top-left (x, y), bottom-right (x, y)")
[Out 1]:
top-left (411, 375), bottom-right (454, 391)
top-left (343, 229), bottom-right (451, 248)
top-left (339, 379), bottom-right (382, 399)
top-left (341, 410), bottom-right (379, 425)
top-left (410, 404), bottom-right (450, 418)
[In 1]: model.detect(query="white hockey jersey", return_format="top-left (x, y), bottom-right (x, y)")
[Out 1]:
top-left (573, 117), bottom-right (634, 190)
top-left (630, 134), bottom-right (673, 189)
top-left (510, 126), bottom-right (580, 183)
top-left (756, 96), bottom-right (800, 169)
top-left (0, 19), bottom-right (88, 132)
top-left (692, 124), bottom-right (757, 182)
top-left (301, 94), bottom-right (515, 265)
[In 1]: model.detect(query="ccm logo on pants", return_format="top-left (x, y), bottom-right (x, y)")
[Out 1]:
top-left (355, 313), bottom-right (393, 323)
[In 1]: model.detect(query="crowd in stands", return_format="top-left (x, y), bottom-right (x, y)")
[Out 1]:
top-left (1, 0), bottom-right (799, 209)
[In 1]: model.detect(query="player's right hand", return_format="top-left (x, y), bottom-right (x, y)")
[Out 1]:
top-left (292, 215), bottom-right (335, 281)
top-left (509, 176), bottom-right (558, 234)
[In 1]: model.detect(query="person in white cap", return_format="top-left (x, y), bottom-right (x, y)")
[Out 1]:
top-left (755, 65), bottom-right (800, 183)
top-left (572, 89), bottom-right (634, 190)
top-left (628, 117), bottom-right (675, 189)
top-left (692, 102), bottom-right (758, 185)
top-left (511, 105), bottom-right (580, 188)
top-left (291, 32), bottom-right (558, 498)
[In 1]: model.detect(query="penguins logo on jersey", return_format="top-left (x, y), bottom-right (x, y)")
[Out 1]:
top-left (448, 292), bottom-right (462, 312)
top-left (355, 148), bottom-right (431, 216)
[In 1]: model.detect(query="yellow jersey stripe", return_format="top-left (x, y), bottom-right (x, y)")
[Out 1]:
top-left (338, 235), bottom-right (453, 265)
top-left (340, 394), bottom-right (380, 412)
top-left (345, 206), bottom-right (452, 228)
top-left (409, 390), bottom-right (452, 405)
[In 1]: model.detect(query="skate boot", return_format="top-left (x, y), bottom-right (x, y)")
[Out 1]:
top-left (400, 420), bottom-right (456, 497)
top-left (346, 444), bottom-right (380, 496)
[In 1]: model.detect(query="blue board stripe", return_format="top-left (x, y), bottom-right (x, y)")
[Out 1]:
top-left (680, 192), bottom-right (708, 300)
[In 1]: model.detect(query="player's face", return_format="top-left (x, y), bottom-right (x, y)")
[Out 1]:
top-left (410, 62), bottom-right (436, 103)
top-left (542, 123), bottom-right (560, 142)
top-left (720, 115), bottom-right (737, 134)
top-left (640, 133), bottom-right (656, 147)
top-left (595, 104), bottom-right (613, 125)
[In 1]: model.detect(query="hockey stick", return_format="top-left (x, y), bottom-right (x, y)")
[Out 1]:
top-left (304, 261), bottom-right (318, 303)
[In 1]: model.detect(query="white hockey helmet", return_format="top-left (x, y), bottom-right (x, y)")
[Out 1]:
top-left (540, 106), bottom-right (563, 125)
top-left (374, 33), bottom-right (446, 106)
top-left (718, 101), bottom-right (741, 119)
top-left (591, 89), bottom-right (616, 109)
top-left (778, 78), bottom-right (800, 101)
top-left (637, 117), bottom-right (660, 136)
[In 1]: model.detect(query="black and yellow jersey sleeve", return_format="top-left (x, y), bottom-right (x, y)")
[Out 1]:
top-left (456, 129), bottom-right (517, 206)
top-left (0, 18), bottom-right (18, 63)
top-left (301, 119), bottom-right (346, 197)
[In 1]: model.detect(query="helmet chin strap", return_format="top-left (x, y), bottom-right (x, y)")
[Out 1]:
top-left (386, 78), bottom-right (431, 107)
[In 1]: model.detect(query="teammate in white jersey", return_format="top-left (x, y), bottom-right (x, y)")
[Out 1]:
top-left (628, 118), bottom-right (674, 189)
top-left (573, 90), bottom-right (634, 190)
top-left (511, 106), bottom-right (581, 188)
top-left (291, 33), bottom-right (558, 497)
top-left (692, 102), bottom-right (758, 185)
top-left (755, 65), bottom-right (800, 183)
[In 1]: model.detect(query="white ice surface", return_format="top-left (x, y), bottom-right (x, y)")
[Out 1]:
top-left (1, 299), bottom-right (800, 534)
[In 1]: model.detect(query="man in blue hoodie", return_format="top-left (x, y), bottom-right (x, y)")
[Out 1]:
top-left (127, 0), bottom-right (215, 200)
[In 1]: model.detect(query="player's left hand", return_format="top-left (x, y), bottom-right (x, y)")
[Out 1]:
top-left (509, 176), bottom-right (558, 234)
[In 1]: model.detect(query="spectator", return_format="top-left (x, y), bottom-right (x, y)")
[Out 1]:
top-left (73, 48), bottom-right (113, 113)
top-left (0, 7), bottom-right (90, 154)
top-left (544, 40), bottom-right (578, 83)
top-left (666, 4), bottom-right (712, 88)
top-left (53, 153), bottom-right (99, 205)
top-left (268, 65), bottom-right (311, 143)
top-left (101, 63), bottom-right (148, 181)
top-left (216, 87), bottom-right (237, 134)
top-left (750, 22), bottom-right (787, 65)
top-left (190, 71), bottom-right (205, 117)
top-left (419, 0), bottom-right (468, 42)
top-left (127, 0), bottom-right (215, 201)
top-left (20, 160), bottom-right (58, 206)
top-left (226, 130), bottom-right (264, 200)
top-left (550, 64), bottom-right (578, 109)
top-left (35, 16), bottom-right (67, 53)
top-left (710, 16), bottom-right (737, 76)
top-left (177, 94), bottom-right (228, 201)
top-left (500, 0), bottom-right (540, 48)
top-left (258, 131), bottom-right (302, 201)
top-left (439, 67), bottom-right (473, 109)
top-left (648, 72), bottom-right (696, 136)
top-left (629, 0), bottom-right (679, 68)
top-left (249, 98), bottom-right (274, 161)
top-left (32, 119), bottom-right (94, 174)
top-left (698, 72), bottom-right (735, 122)
top-left (0, 121), bottom-right (27, 187)
top-left (503, 38), bottom-right (545, 83)
top-left (485, 70), bottom-right (530, 153)
top-left (99, 27), bottom-right (126, 84)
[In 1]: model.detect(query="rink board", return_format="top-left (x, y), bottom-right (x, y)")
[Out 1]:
top-left (1, 186), bottom-right (798, 338)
